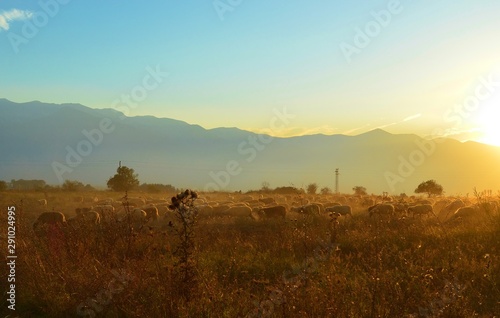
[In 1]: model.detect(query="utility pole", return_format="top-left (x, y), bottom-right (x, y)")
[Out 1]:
top-left (335, 168), bottom-right (339, 194)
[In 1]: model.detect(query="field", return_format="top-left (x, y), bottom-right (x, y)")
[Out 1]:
top-left (1, 190), bottom-right (499, 317)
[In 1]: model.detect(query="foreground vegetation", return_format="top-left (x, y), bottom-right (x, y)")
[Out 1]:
top-left (0, 191), bottom-right (499, 317)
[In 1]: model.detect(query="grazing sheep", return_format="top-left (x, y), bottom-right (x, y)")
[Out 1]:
top-left (408, 204), bottom-right (433, 218)
top-left (368, 204), bottom-right (395, 217)
top-left (68, 211), bottom-right (101, 228)
top-left (211, 205), bottom-right (231, 216)
top-left (141, 205), bottom-right (159, 221)
top-left (259, 197), bottom-right (276, 205)
top-left (336, 196), bottom-right (348, 205)
top-left (126, 197), bottom-right (146, 207)
top-left (196, 205), bottom-right (213, 215)
top-left (361, 198), bottom-right (375, 207)
top-left (224, 206), bottom-right (253, 218)
top-left (84, 196), bottom-right (98, 203)
top-left (290, 204), bottom-right (320, 215)
top-left (119, 209), bottom-right (147, 226)
top-left (78, 210), bottom-right (101, 224)
top-left (75, 207), bottom-right (92, 214)
top-left (94, 204), bottom-right (115, 220)
top-left (325, 202), bottom-right (341, 209)
top-left (239, 195), bottom-right (254, 202)
top-left (258, 205), bottom-right (287, 219)
top-left (96, 198), bottom-right (114, 205)
top-left (312, 202), bottom-right (325, 214)
top-left (447, 206), bottom-right (478, 222)
top-left (38, 199), bottom-right (47, 207)
top-left (433, 199), bottom-right (450, 214)
top-left (325, 205), bottom-right (352, 217)
top-left (393, 202), bottom-right (409, 215)
top-left (33, 212), bottom-right (66, 233)
top-left (415, 199), bottom-right (433, 205)
top-left (438, 199), bottom-right (465, 221)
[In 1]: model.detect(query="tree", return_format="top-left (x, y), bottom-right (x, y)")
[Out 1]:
top-left (272, 186), bottom-right (303, 195)
top-left (261, 181), bottom-right (271, 192)
top-left (107, 165), bottom-right (139, 192)
top-left (62, 180), bottom-right (85, 192)
top-left (0, 180), bottom-right (7, 192)
top-left (306, 183), bottom-right (318, 195)
top-left (139, 183), bottom-right (178, 193)
top-left (10, 179), bottom-right (46, 190)
top-left (352, 186), bottom-right (367, 196)
top-left (414, 179), bottom-right (443, 197)
top-left (320, 187), bottom-right (332, 195)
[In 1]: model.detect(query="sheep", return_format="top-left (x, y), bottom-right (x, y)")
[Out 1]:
top-left (68, 210), bottom-right (101, 229)
top-left (141, 205), bottom-right (159, 222)
top-left (196, 205), bottom-right (214, 215)
top-left (438, 199), bottom-right (465, 221)
top-left (224, 206), bottom-right (253, 218)
top-left (75, 207), bottom-right (92, 214)
top-left (258, 205), bottom-right (287, 219)
top-left (131, 209), bottom-right (148, 221)
top-left (124, 197), bottom-right (146, 207)
top-left (38, 199), bottom-right (47, 207)
top-left (368, 204), bottom-right (395, 217)
top-left (33, 212), bottom-right (66, 234)
top-left (290, 204), bottom-right (320, 215)
top-left (433, 199), bottom-right (450, 214)
top-left (94, 204), bottom-right (115, 220)
top-left (95, 198), bottom-right (114, 205)
top-left (259, 197), bottom-right (276, 205)
top-left (118, 209), bottom-right (148, 227)
top-left (78, 210), bottom-right (101, 224)
top-left (361, 198), bottom-right (375, 207)
top-left (447, 206), bottom-right (478, 222)
top-left (325, 205), bottom-right (352, 217)
top-left (408, 204), bottom-right (433, 218)
top-left (312, 202), bottom-right (325, 214)
top-left (325, 202), bottom-right (341, 208)
top-left (393, 202), bottom-right (409, 215)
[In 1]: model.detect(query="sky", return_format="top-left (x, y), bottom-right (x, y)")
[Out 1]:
top-left (1, 0), bottom-right (500, 145)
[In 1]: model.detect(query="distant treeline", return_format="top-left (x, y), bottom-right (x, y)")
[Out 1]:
top-left (138, 183), bottom-right (178, 193)
top-left (246, 186), bottom-right (305, 195)
top-left (0, 179), bottom-right (178, 193)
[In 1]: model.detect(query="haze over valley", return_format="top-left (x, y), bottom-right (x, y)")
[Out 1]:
top-left (1, 98), bottom-right (499, 195)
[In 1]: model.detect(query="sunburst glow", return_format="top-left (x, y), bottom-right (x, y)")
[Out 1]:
top-left (477, 105), bottom-right (500, 147)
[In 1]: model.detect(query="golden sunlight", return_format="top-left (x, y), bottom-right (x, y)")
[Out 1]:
top-left (477, 105), bottom-right (500, 146)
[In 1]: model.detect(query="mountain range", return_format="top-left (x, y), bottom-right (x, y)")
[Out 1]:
top-left (1, 98), bottom-right (499, 195)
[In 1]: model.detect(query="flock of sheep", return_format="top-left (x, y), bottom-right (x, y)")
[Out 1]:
top-left (30, 192), bottom-right (500, 236)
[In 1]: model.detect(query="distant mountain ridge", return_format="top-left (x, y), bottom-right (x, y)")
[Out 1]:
top-left (1, 98), bottom-right (499, 194)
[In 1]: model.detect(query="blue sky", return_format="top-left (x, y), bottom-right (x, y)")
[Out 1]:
top-left (1, 0), bottom-right (500, 144)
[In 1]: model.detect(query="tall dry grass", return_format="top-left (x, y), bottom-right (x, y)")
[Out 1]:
top-left (0, 191), bottom-right (498, 317)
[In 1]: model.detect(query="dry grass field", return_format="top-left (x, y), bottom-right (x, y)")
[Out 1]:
top-left (1, 190), bottom-right (499, 317)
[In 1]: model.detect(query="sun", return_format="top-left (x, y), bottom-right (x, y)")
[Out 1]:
top-left (477, 105), bottom-right (500, 147)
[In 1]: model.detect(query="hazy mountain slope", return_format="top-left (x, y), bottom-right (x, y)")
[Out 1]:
top-left (1, 99), bottom-right (499, 194)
